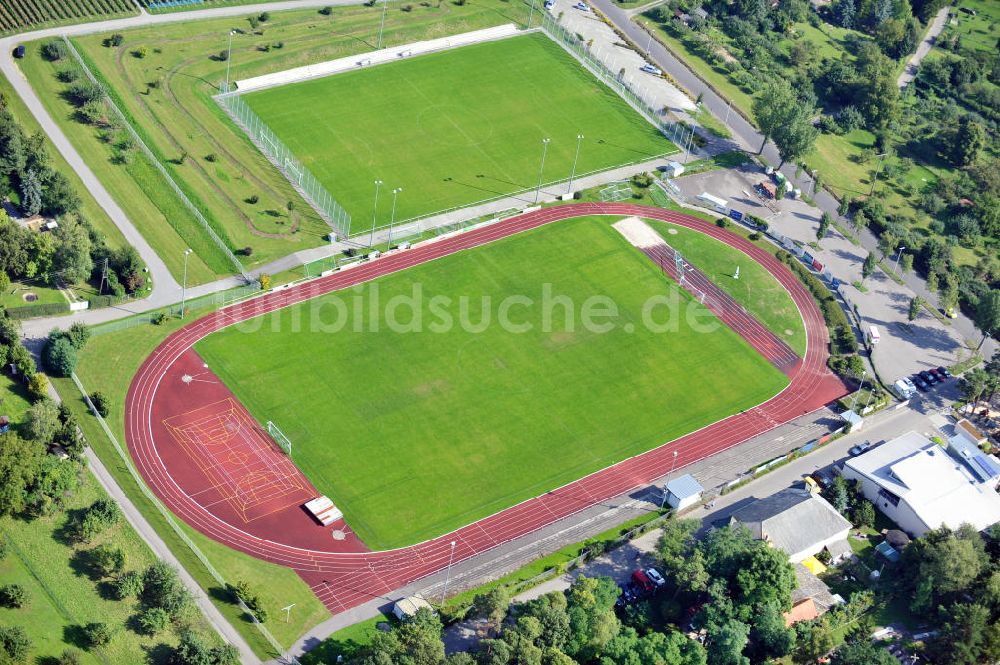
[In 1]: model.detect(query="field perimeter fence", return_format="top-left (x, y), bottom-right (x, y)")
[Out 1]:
top-left (215, 92), bottom-right (352, 239)
top-left (69, 371), bottom-right (294, 662)
top-left (61, 37), bottom-right (248, 280)
top-left (538, 14), bottom-right (692, 148)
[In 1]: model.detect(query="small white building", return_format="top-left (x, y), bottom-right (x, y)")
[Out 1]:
top-left (729, 487), bottom-right (852, 563)
top-left (842, 431), bottom-right (1000, 537)
top-left (664, 474), bottom-right (703, 511)
top-left (696, 192), bottom-right (728, 214)
top-left (663, 161), bottom-right (685, 178)
top-left (392, 595), bottom-right (433, 622)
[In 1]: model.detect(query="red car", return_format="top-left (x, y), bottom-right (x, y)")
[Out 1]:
top-left (631, 569), bottom-right (654, 593)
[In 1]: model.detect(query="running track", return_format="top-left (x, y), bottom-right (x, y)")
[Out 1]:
top-left (124, 203), bottom-right (848, 614)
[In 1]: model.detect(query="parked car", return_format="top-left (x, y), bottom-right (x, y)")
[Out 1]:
top-left (13, 45), bottom-right (25, 59)
top-left (543, 0), bottom-right (554, 9)
top-left (812, 468), bottom-right (836, 488)
top-left (919, 370), bottom-right (938, 385)
top-left (928, 368), bottom-right (945, 382)
top-left (573, 1), bottom-right (590, 10)
top-left (631, 569), bottom-right (654, 593)
top-left (912, 374), bottom-right (929, 391)
top-left (646, 568), bottom-right (666, 588)
top-left (849, 440), bottom-right (873, 457)
top-left (936, 366), bottom-right (952, 378)
top-left (640, 64), bottom-right (663, 76)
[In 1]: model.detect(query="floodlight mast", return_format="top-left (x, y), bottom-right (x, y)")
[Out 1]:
top-left (378, 0), bottom-right (389, 49)
top-left (224, 30), bottom-right (236, 92)
top-left (387, 188), bottom-right (402, 248)
top-left (535, 138), bottom-right (550, 204)
top-left (567, 134), bottom-right (584, 194)
top-left (369, 180), bottom-right (383, 247)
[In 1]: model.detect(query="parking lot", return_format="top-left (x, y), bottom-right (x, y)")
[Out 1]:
top-left (669, 164), bottom-right (967, 380)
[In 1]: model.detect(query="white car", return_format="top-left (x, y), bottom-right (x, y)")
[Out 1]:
top-left (646, 567), bottom-right (666, 587)
top-left (640, 64), bottom-right (663, 76)
top-left (573, 2), bottom-right (590, 11)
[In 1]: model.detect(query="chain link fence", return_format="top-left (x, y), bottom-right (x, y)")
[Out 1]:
top-left (538, 16), bottom-right (693, 148)
top-left (215, 92), bottom-right (352, 239)
top-left (62, 37), bottom-right (248, 280)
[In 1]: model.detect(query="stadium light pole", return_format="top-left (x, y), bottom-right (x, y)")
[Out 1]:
top-left (534, 138), bottom-right (550, 204)
top-left (441, 540), bottom-right (457, 603)
top-left (660, 450), bottom-right (678, 508)
top-left (387, 187), bottom-right (402, 248)
top-left (180, 248), bottom-right (192, 318)
top-left (567, 134), bottom-right (584, 194)
top-left (224, 30), bottom-right (236, 92)
top-left (527, 0), bottom-right (536, 29)
top-left (849, 370), bottom-right (867, 413)
top-left (369, 179), bottom-right (383, 247)
top-left (378, 0), bottom-right (389, 49)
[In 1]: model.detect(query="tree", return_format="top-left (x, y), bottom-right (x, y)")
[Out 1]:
top-left (143, 560), bottom-right (191, 614)
top-left (959, 368), bottom-right (993, 407)
top-left (57, 648), bottom-right (83, 665)
top-left (903, 525), bottom-right (989, 609)
top-left (51, 217), bottom-right (93, 284)
top-left (43, 335), bottom-right (77, 377)
top-left (900, 252), bottom-right (913, 274)
top-left (748, 604), bottom-right (794, 660)
top-left (19, 168), bottom-right (42, 216)
top-left (706, 618), bottom-right (750, 665)
top-left (26, 399), bottom-right (60, 445)
top-left (0, 625), bottom-right (32, 661)
top-left (114, 570), bottom-right (144, 599)
top-left (853, 500), bottom-right (876, 528)
top-left (973, 290), bottom-right (1000, 349)
top-left (27, 373), bottom-right (49, 402)
top-left (752, 81), bottom-right (797, 154)
top-left (470, 587), bottom-right (509, 628)
top-left (89, 391), bottom-right (109, 417)
top-left (78, 498), bottom-right (121, 542)
top-left (952, 115), bottom-right (986, 167)
top-left (793, 618), bottom-right (834, 663)
top-left (932, 602), bottom-right (994, 665)
top-left (82, 622), bottom-right (113, 648)
top-left (136, 607), bottom-right (170, 635)
top-left (817, 213), bottom-right (832, 241)
top-left (908, 296), bottom-right (922, 321)
top-left (89, 544), bottom-right (126, 578)
top-left (772, 102), bottom-right (819, 169)
top-left (0, 584), bottom-right (27, 608)
top-left (862, 252), bottom-right (876, 281)
top-left (0, 432), bottom-right (44, 516)
top-left (65, 322), bottom-right (90, 350)
top-left (831, 640), bottom-right (897, 665)
top-left (853, 43), bottom-right (900, 130)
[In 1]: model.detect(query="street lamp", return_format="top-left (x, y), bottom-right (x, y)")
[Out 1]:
top-left (440, 540), bottom-right (457, 603)
top-left (535, 138), bottom-right (550, 204)
top-left (890, 246), bottom-right (906, 277)
top-left (224, 30), bottom-right (236, 92)
top-left (369, 179), bottom-right (383, 247)
top-left (378, 0), bottom-right (389, 49)
top-left (567, 134), bottom-right (584, 194)
top-left (849, 370), bottom-right (867, 412)
top-left (527, 0), bottom-right (536, 29)
top-left (660, 450), bottom-right (678, 508)
top-left (180, 248), bottom-right (192, 318)
top-left (387, 187), bottom-right (402, 248)
top-left (869, 153), bottom-right (888, 196)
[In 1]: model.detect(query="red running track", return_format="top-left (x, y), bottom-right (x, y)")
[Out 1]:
top-left (124, 203), bottom-right (848, 614)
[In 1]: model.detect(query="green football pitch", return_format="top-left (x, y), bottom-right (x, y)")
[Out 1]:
top-left (195, 217), bottom-right (790, 549)
top-left (241, 32), bottom-right (675, 227)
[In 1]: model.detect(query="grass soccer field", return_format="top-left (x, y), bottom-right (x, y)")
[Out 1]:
top-left (195, 216), bottom-right (789, 549)
top-left (242, 32), bottom-right (674, 226)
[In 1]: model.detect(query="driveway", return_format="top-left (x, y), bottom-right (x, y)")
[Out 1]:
top-left (670, 165), bottom-right (966, 380)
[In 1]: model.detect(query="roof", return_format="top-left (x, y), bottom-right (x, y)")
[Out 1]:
top-left (666, 474), bottom-right (704, 500)
top-left (393, 595), bottom-right (432, 618)
top-left (729, 488), bottom-right (852, 557)
top-left (947, 432), bottom-right (1000, 483)
top-left (791, 563), bottom-right (838, 612)
top-left (845, 431), bottom-right (1000, 533)
top-left (784, 598), bottom-right (819, 626)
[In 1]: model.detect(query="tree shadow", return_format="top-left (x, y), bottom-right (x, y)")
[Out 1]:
top-left (144, 642), bottom-right (175, 665)
top-left (52, 507), bottom-right (86, 546)
top-left (62, 625), bottom-right (90, 650)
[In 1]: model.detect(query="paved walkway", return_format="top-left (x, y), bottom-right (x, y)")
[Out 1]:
top-left (589, 0), bottom-right (995, 361)
top-left (898, 7), bottom-right (950, 89)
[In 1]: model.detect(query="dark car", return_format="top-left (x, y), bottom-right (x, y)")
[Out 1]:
top-left (937, 366), bottom-right (952, 378)
top-left (920, 370), bottom-right (938, 385)
top-left (13, 45), bottom-right (24, 59)
top-left (929, 368), bottom-right (946, 382)
top-left (813, 468), bottom-right (836, 488)
top-left (912, 374), bottom-right (929, 391)
top-left (849, 440), bottom-right (873, 457)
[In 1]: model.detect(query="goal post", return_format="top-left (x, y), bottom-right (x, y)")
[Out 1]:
top-left (265, 421), bottom-right (292, 456)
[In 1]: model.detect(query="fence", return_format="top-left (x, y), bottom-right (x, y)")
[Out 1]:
top-left (539, 14), bottom-right (693, 148)
top-left (70, 372), bottom-right (293, 662)
top-left (215, 92), bottom-right (352, 239)
top-left (88, 282), bottom-right (261, 337)
top-left (61, 37), bottom-right (248, 280)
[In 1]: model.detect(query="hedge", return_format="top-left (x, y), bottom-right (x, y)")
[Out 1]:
top-left (5, 302), bottom-right (71, 319)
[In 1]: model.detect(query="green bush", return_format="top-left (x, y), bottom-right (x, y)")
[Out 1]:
top-left (89, 391), bottom-right (110, 417)
top-left (41, 40), bottom-right (67, 61)
top-left (114, 570), bottom-right (144, 600)
top-left (0, 584), bottom-right (27, 608)
top-left (57, 648), bottom-right (83, 665)
top-left (0, 626), bottom-right (31, 661)
top-left (43, 336), bottom-right (78, 377)
top-left (136, 607), bottom-right (170, 635)
top-left (82, 622), bottom-right (113, 648)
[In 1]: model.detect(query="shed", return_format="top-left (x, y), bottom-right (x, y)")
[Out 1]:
top-left (875, 540), bottom-right (900, 563)
top-left (664, 161), bottom-right (685, 178)
top-left (842, 410), bottom-right (863, 432)
top-left (664, 474), bottom-right (703, 511)
top-left (392, 595), bottom-right (433, 621)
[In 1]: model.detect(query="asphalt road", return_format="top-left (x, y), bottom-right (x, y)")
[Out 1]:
top-left (589, 0), bottom-right (995, 359)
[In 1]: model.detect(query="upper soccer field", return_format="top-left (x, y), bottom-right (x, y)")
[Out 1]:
top-left (242, 32), bottom-right (675, 225)
top-left (194, 216), bottom-right (790, 549)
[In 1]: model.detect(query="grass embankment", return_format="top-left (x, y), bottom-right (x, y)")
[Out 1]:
top-left (245, 32), bottom-right (674, 225)
top-left (196, 216), bottom-right (787, 549)
top-left (51, 320), bottom-right (329, 657)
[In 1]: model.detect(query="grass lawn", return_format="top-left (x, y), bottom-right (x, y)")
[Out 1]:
top-left (0, 474), bottom-right (219, 664)
top-left (52, 320), bottom-right (329, 656)
top-left (44, 1), bottom-right (531, 283)
top-left (196, 216), bottom-right (788, 549)
top-left (646, 220), bottom-right (807, 356)
top-left (243, 33), bottom-right (674, 226)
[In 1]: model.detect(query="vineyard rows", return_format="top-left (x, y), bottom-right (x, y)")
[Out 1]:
top-left (0, 0), bottom-right (137, 35)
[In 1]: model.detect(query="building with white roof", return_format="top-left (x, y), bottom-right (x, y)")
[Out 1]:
top-left (664, 474), bottom-right (704, 511)
top-left (842, 431), bottom-right (1000, 537)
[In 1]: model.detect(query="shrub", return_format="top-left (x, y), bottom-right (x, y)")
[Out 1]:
top-left (631, 189), bottom-right (645, 200)
top-left (240, 246), bottom-right (254, 257)
top-left (57, 69), bottom-right (80, 83)
top-left (66, 322), bottom-right (90, 350)
top-left (630, 172), bottom-right (654, 188)
top-left (259, 274), bottom-right (272, 291)
top-left (41, 40), bottom-right (67, 61)
top-left (89, 391), bottom-right (109, 417)
top-left (78, 499), bottom-right (121, 541)
top-left (0, 538), bottom-right (6, 560)
top-left (66, 82), bottom-right (105, 107)
top-left (274, 41), bottom-right (284, 49)
top-left (104, 34), bottom-right (124, 47)
top-left (132, 46), bottom-right (148, 59)
top-left (246, 194), bottom-right (259, 204)
top-left (259, 11), bottom-right (270, 21)
top-left (114, 570), bottom-right (144, 599)
top-left (0, 584), bottom-right (27, 608)
top-left (136, 607), bottom-right (171, 635)
top-left (27, 373), bottom-right (49, 401)
top-left (749, 232), bottom-right (761, 241)
top-left (402, 3), bottom-right (414, 10)
top-left (0, 626), bottom-right (31, 661)
top-left (217, 49), bottom-right (229, 61)
top-left (248, 16), bottom-right (260, 29)
top-left (43, 336), bottom-right (77, 377)
top-left (58, 648), bottom-right (83, 665)
top-left (89, 544), bottom-right (126, 578)
top-left (151, 312), bottom-right (167, 326)
top-left (204, 153), bottom-right (217, 162)
top-left (319, 6), bottom-right (333, 15)
top-left (82, 622), bottom-right (113, 648)
top-left (572, 190), bottom-right (582, 200)
top-left (715, 217), bottom-right (728, 228)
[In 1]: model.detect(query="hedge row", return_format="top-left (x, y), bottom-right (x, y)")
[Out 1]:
top-left (5, 301), bottom-right (71, 319)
